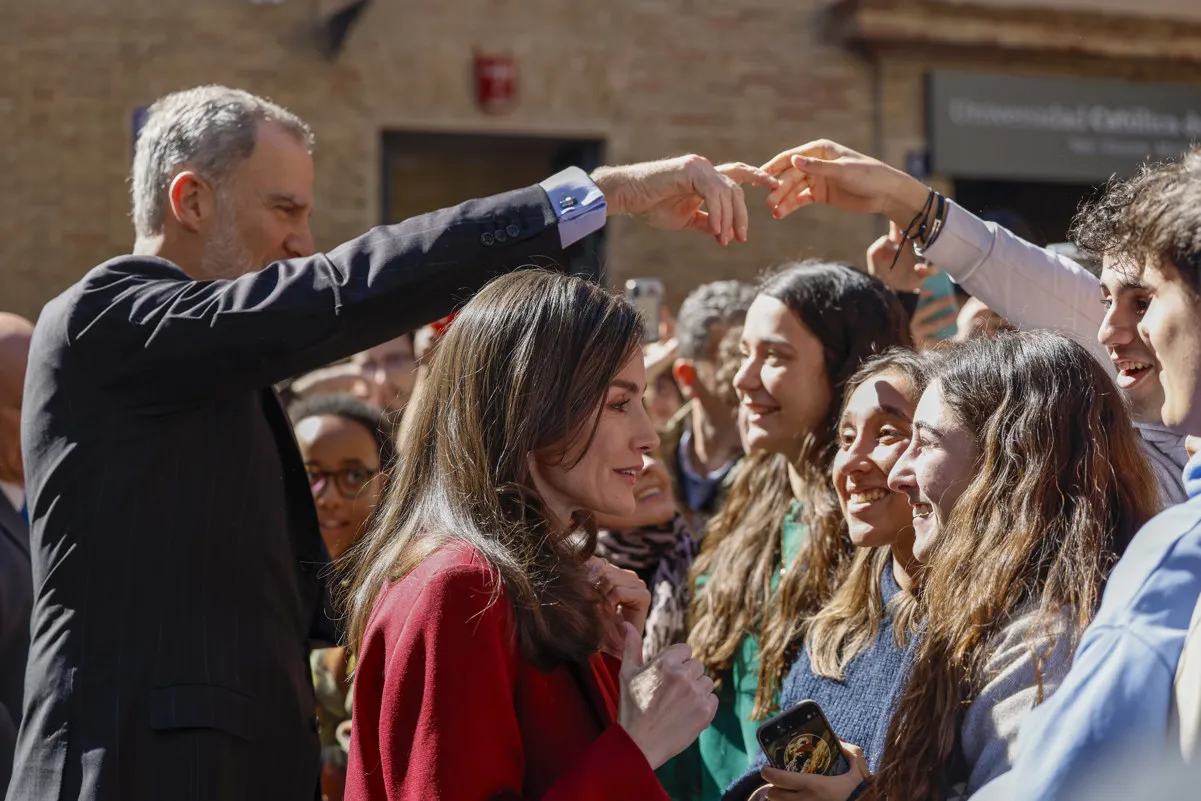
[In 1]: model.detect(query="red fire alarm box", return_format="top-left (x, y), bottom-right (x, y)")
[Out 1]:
top-left (475, 53), bottom-right (517, 114)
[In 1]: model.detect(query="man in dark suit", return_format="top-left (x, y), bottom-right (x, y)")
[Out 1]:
top-left (7, 86), bottom-right (773, 801)
top-left (0, 313), bottom-right (33, 796)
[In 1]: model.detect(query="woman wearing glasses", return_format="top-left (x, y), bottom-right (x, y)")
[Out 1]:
top-left (292, 393), bottom-right (396, 560)
top-left (291, 392), bottom-right (396, 801)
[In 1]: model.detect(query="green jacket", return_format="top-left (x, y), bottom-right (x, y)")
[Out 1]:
top-left (658, 504), bottom-right (807, 800)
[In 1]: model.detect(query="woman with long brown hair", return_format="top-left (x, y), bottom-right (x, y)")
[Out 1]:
top-left (664, 261), bottom-right (911, 799)
top-left (755, 330), bottom-right (1161, 800)
top-left (726, 349), bottom-right (926, 801)
top-left (341, 270), bottom-right (718, 801)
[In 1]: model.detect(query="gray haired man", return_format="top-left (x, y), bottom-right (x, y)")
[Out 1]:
top-left (661, 280), bottom-right (757, 532)
top-left (8, 86), bottom-right (775, 801)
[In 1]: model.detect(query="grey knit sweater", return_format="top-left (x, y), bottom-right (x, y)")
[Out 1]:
top-left (724, 563), bottom-right (919, 801)
top-left (948, 606), bottom-right (1076, 797)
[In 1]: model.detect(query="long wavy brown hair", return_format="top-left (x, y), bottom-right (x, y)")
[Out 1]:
top-left (688, 261), bottom-right (913, 718)
top-left (866, 331), bottom-right (1161, 800)
top-left (340, 270), bottom-right (643, 671)
top-left (805, 350), bottom-right (928, 681)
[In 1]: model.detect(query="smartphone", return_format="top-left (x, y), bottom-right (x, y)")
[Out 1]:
top-left (756, 699), bottom-right (851, 776)
top-left (625, 278), bottom-right (663, 344)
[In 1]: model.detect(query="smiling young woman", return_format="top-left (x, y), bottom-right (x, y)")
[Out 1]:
top-left (291, 393), bottom-right (395, 561)
top-left (289, 392), bottom-right (397, 798)
top-left (726, 349), bottom-right (927, 801)
top-left (671, 261), bottom-right (911, 800)
top-left (870, 331), bottom-right (1161, 800)
top-left (751, 331), bottom-right (1162, 801)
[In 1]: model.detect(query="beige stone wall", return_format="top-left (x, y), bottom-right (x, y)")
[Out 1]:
top-left (4, 0), bottom-right (1201, 321)
top-left (1, 0), bottom-right (879, 320)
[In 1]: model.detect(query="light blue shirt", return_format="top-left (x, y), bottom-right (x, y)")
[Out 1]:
top-left (973, 452), bottom-right (1201, 800)
top-left (539, 166), bottom-right (607, 248)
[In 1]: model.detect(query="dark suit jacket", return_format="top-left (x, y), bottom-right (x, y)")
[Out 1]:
top-left (0, 493), bottom-right (30, 796)
top-left (7, 186), bottom-right (565, 801)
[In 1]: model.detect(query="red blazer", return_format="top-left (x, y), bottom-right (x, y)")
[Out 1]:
top-left (345, 542), bottom-right (669, 801)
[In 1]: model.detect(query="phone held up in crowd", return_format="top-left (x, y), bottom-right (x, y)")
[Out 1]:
top-left (625, 277), bottom-right (663, 344)
top-left (757, 699), bottom-right (851, 777)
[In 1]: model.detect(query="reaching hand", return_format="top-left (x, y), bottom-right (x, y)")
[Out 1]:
top-left (594, 157), bottom-right (779, 245)
top-left (759, 140), bottom-right (930, 226)
top-left (617, 625), bottom-right (718, 769)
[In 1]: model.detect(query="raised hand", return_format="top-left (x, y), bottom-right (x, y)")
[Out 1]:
top-left (759, 140), bottom-right (930, 226)
top-left (865, 222), bottom-right (940, 293)
top-left (588, 556), bottom-right (653, 655)
top-left (909, 293), bottom-right (959, 351)
top-left (593, 157), bottom-right (779, 245)
top-left (617, 624), bottom-right (718, 769)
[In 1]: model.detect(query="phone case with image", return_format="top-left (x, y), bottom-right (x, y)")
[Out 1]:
top-left (756, 700), bottom-right (851, 776)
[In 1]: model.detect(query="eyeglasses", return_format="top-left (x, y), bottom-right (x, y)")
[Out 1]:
top-left (305, 465), bottom-right (380, 498)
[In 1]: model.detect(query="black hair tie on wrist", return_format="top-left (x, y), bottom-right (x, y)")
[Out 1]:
top-left (890, 188), bottom-right (935, 271)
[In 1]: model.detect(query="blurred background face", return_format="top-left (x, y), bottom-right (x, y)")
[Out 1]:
top-left (295, 414), bottom-right (384, 560)
top-left (530, 355), bottom-right (661, 526)
top-left (0, 313), bottom-right (32, 485)
top-left (887, 381), bottom-right (979, 562)
top-left (644, 371), bottom-right (684, 429)
top-left (832, 372), bottom-right (916, 548)
top-left (593, 454), bottom-right (677, 530)
top-left (734, 294), bottom-right (832, 460)
top-left (350, 334), bottom-right (417, 415)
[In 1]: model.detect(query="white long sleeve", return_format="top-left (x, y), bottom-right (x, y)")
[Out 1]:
top-left (923, 200), bottom-right (1109, 367)
top-left (922, 201), bottom-right (1188, 506)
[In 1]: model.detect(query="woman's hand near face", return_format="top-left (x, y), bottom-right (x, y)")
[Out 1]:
top-left (757, 742), bottom-right (870, 801)
top-left (588, 557), bottom-right (653, 647)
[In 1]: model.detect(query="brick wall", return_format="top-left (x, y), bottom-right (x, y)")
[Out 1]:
top-left (3, 0), bottom-right (1201, 320)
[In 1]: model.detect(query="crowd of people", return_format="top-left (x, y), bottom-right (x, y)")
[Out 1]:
top-left (1, 85), bottom-right (1200, 801)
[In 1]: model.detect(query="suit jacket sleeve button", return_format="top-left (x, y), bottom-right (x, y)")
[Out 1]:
top-left (480, 232), bottom-right (495, 246)
top-left (506, 224), bottom-right (520, 238)
top-left (494, 229), bottom-right (508, 243)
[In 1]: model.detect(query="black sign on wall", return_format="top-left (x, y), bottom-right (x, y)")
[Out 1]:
top-left (928, 70), bottom-right (1201, 183)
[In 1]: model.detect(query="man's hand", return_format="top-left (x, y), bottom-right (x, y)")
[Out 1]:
top-left (593, 156), bottom-right (779, 245)
top-left (760, 140), bottom-right (929, 226)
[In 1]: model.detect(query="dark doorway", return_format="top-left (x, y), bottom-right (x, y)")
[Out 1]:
top-left (382, 131), bottom-right (606, 281)
top-left (953, 178), bottom-right (1102, 247)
